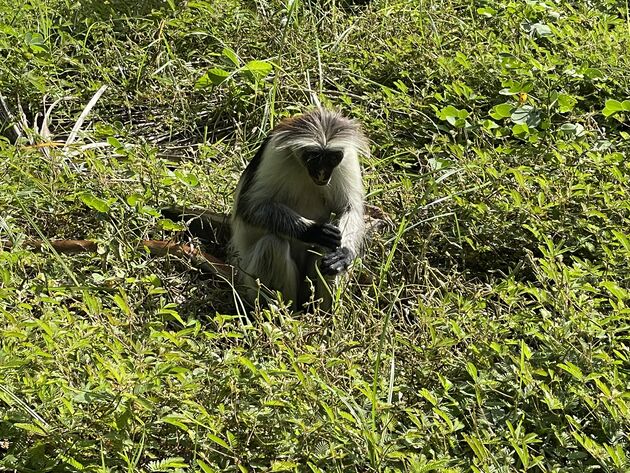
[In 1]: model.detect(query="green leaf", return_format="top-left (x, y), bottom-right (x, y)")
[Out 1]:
top-left (79, 192), bottom-right (111, 213)
top-left (221, 47), bottom-right (239, 67)
top-left (557, 94), bottom-right (577, 113)
top-left (600, 281), bottom-right (628, 300)
top-left (106, 136), bottom-right (123, 149)
top-left (24, 32), bottom-right (45, 45)
top-left (126, 192), bottom-right (143, 206)
top-left (583, 67), bottom-right (604, 80)
top-left (512, 123), bottom-right (530, 135)
top-left (237, 356), bottom-right (258, 375)
top-left (243, 60), bottom-right (273, 82)
top-left (174, 170), bottom-right (199, 187)
top-left (437, 105), bottom-right (468, 126)
top-left (511, 105), bottom-right (541, 127)
top-left (490, 103), bottom-right (513, 120)
top-left (13, 423), bottom-right (47, 436)
top-left (148, 457), bottom-right (189, 471)
top-left (558, 123), bottom-right (585, 137)
top-left (271, 461), bottom-right (299, 471)
top-left (113, 292), bottom-right (132, 316)
top-left (602, 99), bottom-right (625, 116)
top-left (521, 21), bottom-right (552, 37)
top-left (158, 219), bottom-right (185, 231)
top-left (558, 362), bottom-right (583, 380)
top-left (477, 7), bottom-right (496, 17)
top-left (207, 433), bottom-right (230, 450)
top-left (195, 68), bottom-right (230, 88)
top-left (481, 119), bottom-right (499, 130)
top-left (296, 354), bottom-right (317, 364)
top-left (197, 460), bottom-right (218, 473)
top-left (438, 105), bottom-right (459, 121)
top-left (160, 414), bottom-right (190, 431)
top-left (612, 230), bottom-right (630, 252)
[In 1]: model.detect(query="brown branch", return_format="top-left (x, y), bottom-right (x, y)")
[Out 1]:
top-left (1, 207), bottom-right (389, 281)
top-left (141, 240), bottom-right (232, 278)
top-left (1, 239), bottom-right (233, 278)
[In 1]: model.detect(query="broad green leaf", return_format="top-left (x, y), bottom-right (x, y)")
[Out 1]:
top-left (195, 68), bottom-right (230, 88)
top-left (557, 94), bottom-right (577, 113)
top-left (113, 293), bottom-right (132, 316)
top-left (603, 99), bottom-right (625, 116)
top-left (237, 356), bottom-right (258, 374)
top-left (490, 103), bottom-right (513, 120)
top-left (79, 192), bottom-right (111, 213)
top-left (126, 192), bottom-right (143, 206)
top-left (511, 105), bottom-right (540, 127)
top-left (243, 60), bottom-right (273, 82)
top-left (612, 230), bottom-right (630, 252)
top-left (583, 67), bottom-right (604, 80)
top-left (14, 423), bottom-right (47, 435)
top-left (158, 219), bottom-right (185, 231)
top-left (512, 123), bottom-right (529, 135)
top-left (438, 105), bottom-right (459, 121)
top-left (296, 354), bottom-right (317, 364)
top-left (534, 23), bottom-right (552, 36)
top-left (438, 105), bottom-right (468, 126)
top-left (174, 170), bottom-right (199, 187)
top-left (558, 362), bottom-right (583, 380)
top-left (481, 119), bottom-right (499, 130)
top-left (559, 123), bottom-right (585, 137)
top-left (160, 415), bottom-right (190, 431)
top-left (106, 136), bottom-right (123, 148)
top-left (477, 7), bottom-right (496, 17)
top-left (600, 281), bottom-right (628, 300)
top-left (24, 32), bottom-right (44, 45)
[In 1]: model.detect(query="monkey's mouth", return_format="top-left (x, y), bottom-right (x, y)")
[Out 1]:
top-left (308, 168), bottom-right (333, 186)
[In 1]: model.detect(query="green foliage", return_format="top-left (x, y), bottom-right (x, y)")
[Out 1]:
top-left (1, 0), bottom-right (629, 472)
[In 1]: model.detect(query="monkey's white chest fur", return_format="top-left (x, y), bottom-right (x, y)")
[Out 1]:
top-left (260, 154), bottom-right (333, 221)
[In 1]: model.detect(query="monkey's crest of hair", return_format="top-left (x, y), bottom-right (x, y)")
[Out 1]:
top-left (270, 108), bottom-right (369, 156)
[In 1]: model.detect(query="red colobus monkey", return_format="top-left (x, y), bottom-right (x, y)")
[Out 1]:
top-left (230, 108), bottom-right (368, 310)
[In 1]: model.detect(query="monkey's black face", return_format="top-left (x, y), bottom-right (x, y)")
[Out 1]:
top-left (301, 148), bottom-right (344, 186)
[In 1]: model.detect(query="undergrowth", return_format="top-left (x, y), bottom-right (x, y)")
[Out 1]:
top-left (0, 0), bottom-right (629, 472)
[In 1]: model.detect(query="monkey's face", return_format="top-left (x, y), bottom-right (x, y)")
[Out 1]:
top-left (301, 148), bottom-right (344, 186)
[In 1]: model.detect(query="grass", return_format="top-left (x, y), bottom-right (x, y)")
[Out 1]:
top-left (1, 0), bottom-right (629, 471)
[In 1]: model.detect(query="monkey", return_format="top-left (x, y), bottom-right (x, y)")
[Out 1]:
top-left (230, 108), bottom-right (368, 310)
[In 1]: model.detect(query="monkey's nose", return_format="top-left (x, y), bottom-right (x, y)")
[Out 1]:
top-left (313, 169), bottom-right (331, 186)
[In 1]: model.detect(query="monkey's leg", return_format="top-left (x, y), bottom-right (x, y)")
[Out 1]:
top-left (299, 252), bottom-right (335, 312)
top-left (241, 235), bottom-right (299, 306)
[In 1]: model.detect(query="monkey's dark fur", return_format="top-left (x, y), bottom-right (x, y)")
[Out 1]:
top-left (230, 108), bottom-right (368, 310)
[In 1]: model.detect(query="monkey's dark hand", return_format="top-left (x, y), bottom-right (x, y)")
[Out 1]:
top-left (301, 223), bottom-right (342, 250)
top-left (320, 247), bottom-right (354, 275)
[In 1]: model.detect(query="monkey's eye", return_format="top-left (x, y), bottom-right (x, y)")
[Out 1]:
top-left (326, 150), bottom-right (344, 166)
top-left (302, 150), bottom-right (321, 163)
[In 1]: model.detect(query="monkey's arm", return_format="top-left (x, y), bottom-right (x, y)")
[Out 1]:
top-left (238, 200), bottom-right (341, 250)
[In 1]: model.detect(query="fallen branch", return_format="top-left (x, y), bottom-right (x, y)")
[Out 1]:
top-left (1, 207), bottom-right (389, 280)
top-left (2, 238), bottom-right (233, 278)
